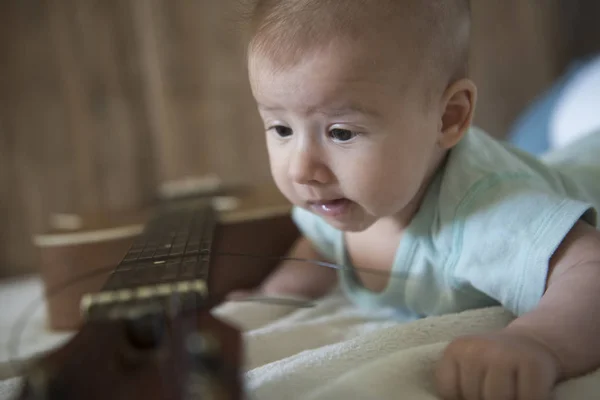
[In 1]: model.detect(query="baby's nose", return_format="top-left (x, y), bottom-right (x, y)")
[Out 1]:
top-left (288, 148), bottom-right (331, 185)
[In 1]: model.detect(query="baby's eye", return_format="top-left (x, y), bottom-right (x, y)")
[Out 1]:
top-left (271, 125), bottom-right (293, 138)
top-left (329, 128), bottom-right (358, 142)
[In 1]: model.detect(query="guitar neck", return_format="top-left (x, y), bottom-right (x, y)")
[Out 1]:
top-left (17, 186), bottom-right (297, 400)
top-left (82, 198), bottom-right (218, 320)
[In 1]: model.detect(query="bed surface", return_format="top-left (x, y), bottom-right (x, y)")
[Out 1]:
top-left (1, 276), bottom-right (599, 399)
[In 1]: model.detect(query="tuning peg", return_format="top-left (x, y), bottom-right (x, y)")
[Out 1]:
top-left (125, 312), bottom-right (166, 350)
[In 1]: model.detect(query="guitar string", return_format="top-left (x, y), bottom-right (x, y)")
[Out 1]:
top-left (5, 251), bottom-right (401, 380)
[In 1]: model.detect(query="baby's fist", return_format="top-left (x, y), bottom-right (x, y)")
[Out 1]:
top-left (434, 331), bottom-right (561, 400)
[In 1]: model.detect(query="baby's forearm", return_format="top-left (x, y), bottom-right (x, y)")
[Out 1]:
top-left (260, 235), bottom-right (338, 299)
top-left (505, 262), bottom-right (600, 380)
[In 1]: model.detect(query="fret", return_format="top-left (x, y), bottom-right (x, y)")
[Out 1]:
top-left (104, 201), bottom-right (216, 289)
top-left (82, 199), bottom-right (217, 319)
top-left (160, 259), bottom-right (182, 280)
top-left (82, 280), bottom-right (208, 322)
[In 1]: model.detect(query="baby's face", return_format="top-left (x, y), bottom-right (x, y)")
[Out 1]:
top-left (248, 41), bottom-right (446, 231)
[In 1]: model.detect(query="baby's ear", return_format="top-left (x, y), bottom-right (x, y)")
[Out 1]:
top-left (438, 78), bottom-right (477, 149)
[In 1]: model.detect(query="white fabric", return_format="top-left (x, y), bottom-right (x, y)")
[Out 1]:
top-left (2, 276), bottom-right (600, 399)
top-left (550, 55), bottom-right (600, 149)
top-left (215, 292), bottom-right (600, 400)
top-left (0, 378), bottom-right (20, 400)
top-left (0, 275), bottom-right (72, 381)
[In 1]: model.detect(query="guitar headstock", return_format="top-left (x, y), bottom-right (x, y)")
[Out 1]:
top-left (17, 303), bottom-right (242, 400)
top-left (17, 197), bottom-right (246, 400)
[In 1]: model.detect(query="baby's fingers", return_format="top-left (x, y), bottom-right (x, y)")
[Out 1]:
top-left (516, 358), bottom-right (556, 400)
top-left (435, 356), bottom-right (462, 400)
top-left (436, 349), bottom-right (501, 400)
top-left (459, 358), bottom-right (486, 400)
top-left (481, 364), bottom-right (516, 400)
top-left (481, 360), bottom-right (554, 400)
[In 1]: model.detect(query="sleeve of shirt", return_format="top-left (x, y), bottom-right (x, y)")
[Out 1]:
top-left (448, 174), bottom-right (598, 317)
top-left (290, 206), bottom-right (341, 262)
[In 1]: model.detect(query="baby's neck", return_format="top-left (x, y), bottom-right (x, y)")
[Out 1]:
top-left (390, 148), bottom-right (449, 229)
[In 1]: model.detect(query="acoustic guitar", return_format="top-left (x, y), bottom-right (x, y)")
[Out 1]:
top-left (16, 184), bottom-right (301, 399)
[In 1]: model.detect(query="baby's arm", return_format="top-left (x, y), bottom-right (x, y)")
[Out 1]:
top-left (260, 235), bottom-right (338, 298)
top-left (436, 220), bottom-right (600, 400)
top-left (505, 220), bottom-right (600, 379)
top-left (230, 235), bottom-right (338, 300)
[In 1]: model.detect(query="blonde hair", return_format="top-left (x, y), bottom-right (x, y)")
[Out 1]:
top-left (244, 0), bottom-right (471, 94)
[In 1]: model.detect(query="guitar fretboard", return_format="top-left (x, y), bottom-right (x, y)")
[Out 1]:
top-left (81, 199), bottom-right (217, 320)
top-left (103, 200), bottom-right (217, 291)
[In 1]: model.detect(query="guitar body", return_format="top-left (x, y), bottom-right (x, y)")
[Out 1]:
top-left (209, 209), bottom-right (300, 305)
top-left (34, 230), bottom-right (142, 331)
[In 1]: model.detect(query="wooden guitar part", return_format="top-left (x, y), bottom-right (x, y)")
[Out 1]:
top-left (33, 213), bottom-right (147, 331)
top-left (33, 184), bottom-right (298, 331)
top-left (18, 309), bottom-right (241, 400)
top-left (19, 184), bottom-right (299, 399)
top-left (209, 209), bottom-right (300, 306)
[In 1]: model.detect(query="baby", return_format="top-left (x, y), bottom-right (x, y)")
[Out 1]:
top-left (237, 0), bottom-right (600, 399)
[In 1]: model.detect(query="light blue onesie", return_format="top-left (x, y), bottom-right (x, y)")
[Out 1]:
top-left (291, 126), bottom-right (600, 321)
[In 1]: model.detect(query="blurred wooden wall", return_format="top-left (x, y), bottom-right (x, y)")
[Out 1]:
top-left (469, 0), bottom-right (568, 138)
top-left (0, 0), bottom-right (272, 277)
top-left (0, 0), bottom-right (582, 277)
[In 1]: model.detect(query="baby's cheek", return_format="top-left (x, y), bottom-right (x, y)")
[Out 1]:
top-left (268, 154), bottom-right (288, 179)
top-left (267, 163), bottom-right (288, 192)
top-left (350, 173), bottom-right (394, 211)
top-left (369, 176), bottom-right (414, 214)
top-left (271, 172), bottom-right (291, 195)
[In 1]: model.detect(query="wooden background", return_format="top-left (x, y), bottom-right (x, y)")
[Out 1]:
top-left (0, 0), bottom-right (595, 277)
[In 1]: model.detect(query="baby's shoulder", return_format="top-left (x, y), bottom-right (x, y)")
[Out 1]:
top-left (428, 127), bottom-right (596, 255)
top-left (436, 127), bottom-right (568, 219)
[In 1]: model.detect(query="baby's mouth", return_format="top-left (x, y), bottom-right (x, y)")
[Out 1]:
top-left (308, 198), bottom-right (352, 217)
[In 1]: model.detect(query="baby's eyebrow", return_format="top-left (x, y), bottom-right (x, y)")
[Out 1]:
top-left (258, 102), bottom-right (380, 118)
top-left (316, 103), bottom-right (381, 118)
top-left (257, 104), bottom-right (283, 112)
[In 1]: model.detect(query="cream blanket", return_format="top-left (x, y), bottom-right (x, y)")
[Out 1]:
top-left (213, 289), bottom-right (600, 400)
top-left (2, 278), bottom-right (600, 399)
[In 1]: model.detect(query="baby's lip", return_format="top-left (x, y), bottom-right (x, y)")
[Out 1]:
top-left (307, 198), bottom-right (352, 217)
top-left (307, 198), bottom-right (346, 204)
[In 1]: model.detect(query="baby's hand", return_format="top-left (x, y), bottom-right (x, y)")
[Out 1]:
top-left (435, 331), bottom-right (562, 400)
